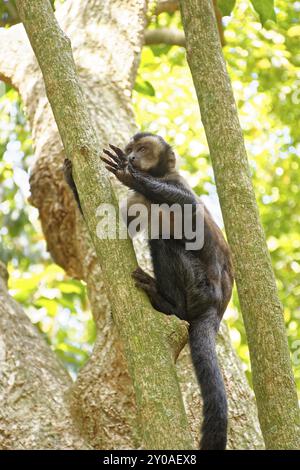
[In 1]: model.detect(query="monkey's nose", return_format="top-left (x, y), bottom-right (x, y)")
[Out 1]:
top-left (130, 155), bottom-right (135, 162)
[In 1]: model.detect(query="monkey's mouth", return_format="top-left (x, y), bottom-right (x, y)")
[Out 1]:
top-left (130, 160), bottom-right (141, 170)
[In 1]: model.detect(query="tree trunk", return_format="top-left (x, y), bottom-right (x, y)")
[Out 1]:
top-left (0, 261), bottom-right (87, 450)
top-left (0, 0), bottom-right (264, 449)
top-left (15, 0), bottom-right (194, 450)
top-left (180, 0), bottom-right (300, 449)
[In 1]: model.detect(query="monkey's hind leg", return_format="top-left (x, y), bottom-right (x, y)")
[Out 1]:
top-left (63, 159), bottom-right (83, 214)
top-left (132, 267), bottom-right (185, 318)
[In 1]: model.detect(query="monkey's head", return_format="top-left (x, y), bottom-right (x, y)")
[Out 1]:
top-left (125, 132), bottom-right (176, 177)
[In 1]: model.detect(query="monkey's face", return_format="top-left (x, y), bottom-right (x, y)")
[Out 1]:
top-left (125, 133), bottom-right (176, 177)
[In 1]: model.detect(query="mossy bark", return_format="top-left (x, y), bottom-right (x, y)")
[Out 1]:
top-left (15, 0), bottom-right (193, 450)
top-left (180, 0), bottom-right (300, 449)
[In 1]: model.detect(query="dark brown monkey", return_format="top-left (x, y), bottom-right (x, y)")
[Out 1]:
top-left (64, 132), bottom-right (233, 450)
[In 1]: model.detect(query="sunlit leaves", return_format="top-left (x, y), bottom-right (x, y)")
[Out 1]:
top-left (218, 0), bottom-right (236, 17)
top-left (218, 0), bottom-right (277, 25)
top-left (134, 79), bottom-right (155, 96)
top-left (8, 263), bottom-right (93, 374)
top-left (0, 87), bottom-right (95, 374)
top-left (250, 0), bottom-right (277, 25)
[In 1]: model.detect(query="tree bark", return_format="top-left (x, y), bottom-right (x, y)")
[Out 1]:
top-left (0, 261), bottom-right (87, 450)
top-left (145, 28), bottom-right (185, 47)
top-left (15, 0), bottom-right (193, 450)
top-left (0, 0), bottom-right (264, 450)
top-left (180, 0), bottom-right (300, 449)
top-left (155, 0), bottom-right (225, 45)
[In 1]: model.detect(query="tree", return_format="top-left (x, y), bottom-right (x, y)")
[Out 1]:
top-left (180, 0), bottom-right (300, 449)
top-left (0, 0), bottom-right (263, 449)
top-left (0, 260), bottom-right (87, 449)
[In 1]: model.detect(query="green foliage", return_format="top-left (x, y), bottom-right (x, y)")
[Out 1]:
top-left (218, 0), bottom-right (276, 24)
top-left (218, 0), bottom-right (236, 17)
top-left (250, 0), bottom-right (277, 25)
top-left (0, 84), bottom-right (95, 376)
top-left (134, 79), bottom-right (156, 96)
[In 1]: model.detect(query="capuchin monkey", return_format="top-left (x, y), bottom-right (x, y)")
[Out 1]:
top-left (63, 132), bottom-right (233, 450)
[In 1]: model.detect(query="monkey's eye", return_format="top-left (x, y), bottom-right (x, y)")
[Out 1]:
top-left (138, 146), bottom-right (146, 152)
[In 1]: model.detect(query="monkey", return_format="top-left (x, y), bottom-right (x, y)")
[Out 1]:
top-left (63, 132), bottom-right (233, 450)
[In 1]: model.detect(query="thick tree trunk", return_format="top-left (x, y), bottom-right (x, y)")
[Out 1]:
top-left (180, 0), bottom-right (300, 449)
top-left (15, 0), bottom-right (193, 450)
top-left (0, 0), bottom-right (264, 449)
top-left (0, 261), bottom-right (87, 450)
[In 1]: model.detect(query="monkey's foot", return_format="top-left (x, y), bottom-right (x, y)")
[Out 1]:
top-left (132, 267), bottom-right (158, 294)
top-left (132, 267), bottom-right (157, 294)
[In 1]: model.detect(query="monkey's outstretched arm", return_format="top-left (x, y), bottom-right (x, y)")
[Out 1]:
top-left (130, 172), bottom-right (196, 206)
top-left (102, 146), bottom-right (196, 206)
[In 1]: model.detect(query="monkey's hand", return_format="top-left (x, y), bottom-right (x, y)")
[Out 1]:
top-left (101, 144), bottom-right (135, 188)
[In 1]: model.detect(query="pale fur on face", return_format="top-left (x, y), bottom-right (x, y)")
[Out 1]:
top-left (125, 135), bottom-right (175, 173)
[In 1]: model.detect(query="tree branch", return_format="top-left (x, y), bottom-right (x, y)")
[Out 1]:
top-left (145, 27), bottom-right (185, 47)
top-left (155, 0), bottom-right (180, 14)
top-left (155, 0), bottom-right (225, 46)
top-left (180, 0), bottom-right (300, 449)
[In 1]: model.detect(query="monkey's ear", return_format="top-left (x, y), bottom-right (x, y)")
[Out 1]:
top-left (167, 148), bottom-right (176, 169)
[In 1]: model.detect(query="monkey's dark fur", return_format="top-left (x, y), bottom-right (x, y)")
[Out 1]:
top-left (64, 132), bottom-right (233, 450)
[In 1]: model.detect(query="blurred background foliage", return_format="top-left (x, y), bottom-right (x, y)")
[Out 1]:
top-left (0, 0), bottom-right (299, 393)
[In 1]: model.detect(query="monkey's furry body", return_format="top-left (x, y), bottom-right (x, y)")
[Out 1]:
top-left (64, 132), bottom-right (233, 450)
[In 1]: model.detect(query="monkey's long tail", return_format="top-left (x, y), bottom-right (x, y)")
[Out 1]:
top-left (189, 312), bottom-right (227, 450)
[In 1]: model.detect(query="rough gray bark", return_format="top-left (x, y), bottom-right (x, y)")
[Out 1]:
top-left (0, 261), bottom-right (87, 450)
top-left (0, 0), bottom-right (263, 450)
top-left (180, 0), bottom-right (300, 449)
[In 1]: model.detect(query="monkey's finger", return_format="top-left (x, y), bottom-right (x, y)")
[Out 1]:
top-left (109, 144), bottom-right (126, 160)
top-left (101, 155), bottom-right (119, 169)
top-left (132, 267), bottom-right (144, 277)
top-left (104, 165), bottom-right (117, 175)
top-left (103, 149), bottom-right (120, 164)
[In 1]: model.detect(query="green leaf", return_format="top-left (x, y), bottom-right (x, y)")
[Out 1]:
top-left (59, 281), bottom-right (83, 294)
top-left (217, 0), bottom-right (236, 17)
top-left (134, 79), bottom-right (155, 96)
top-left (250, 0), bottom-right (276, 25)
